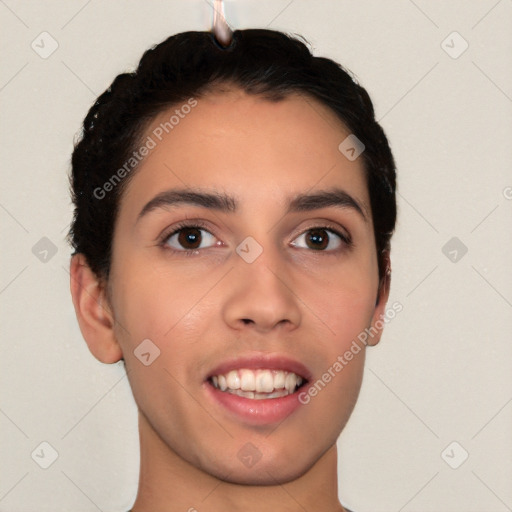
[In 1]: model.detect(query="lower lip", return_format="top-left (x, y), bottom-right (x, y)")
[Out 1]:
top-left (204, 381), bottom-right (306, 426)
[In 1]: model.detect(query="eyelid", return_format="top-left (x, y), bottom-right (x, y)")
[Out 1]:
top-left (291, 220), bottom-right (352, 245)
top-left (158, 219), bottom-right (221, 247)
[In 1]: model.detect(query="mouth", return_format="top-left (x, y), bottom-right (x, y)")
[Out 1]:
top-left (208, 368), bottom-right (308, 399)
top-left (204, 355), bottom-right (312, 425)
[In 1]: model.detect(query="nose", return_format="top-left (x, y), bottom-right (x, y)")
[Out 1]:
top-left (222, 244), bottom-right (302, 334)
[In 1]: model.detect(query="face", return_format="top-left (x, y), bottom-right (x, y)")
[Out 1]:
top-left (103, 88), bottom-right (388, 485)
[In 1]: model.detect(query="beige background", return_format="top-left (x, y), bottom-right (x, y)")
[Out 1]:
top-left (1, 1), bottom-right (511, 511)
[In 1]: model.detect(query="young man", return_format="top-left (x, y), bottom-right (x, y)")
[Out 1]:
top-left (69, 29), bottom-right (396, 512)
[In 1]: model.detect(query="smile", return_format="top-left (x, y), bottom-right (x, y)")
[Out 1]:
top-left (209, 368), bottom-right (306, 399)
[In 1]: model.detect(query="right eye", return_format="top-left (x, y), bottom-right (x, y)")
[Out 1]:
top-left (163, 223), bottom-right (221, 252)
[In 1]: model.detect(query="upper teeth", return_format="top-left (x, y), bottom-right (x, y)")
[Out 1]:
top-left (211, 369), bottom-right (304, 393)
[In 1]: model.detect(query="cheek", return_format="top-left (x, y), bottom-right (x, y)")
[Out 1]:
top-left (110, 256), bottom-right (191, 343)
top-left (298, 262), bottom-right (378, 349)
top-left (327, 283), bottom-right (376, 345)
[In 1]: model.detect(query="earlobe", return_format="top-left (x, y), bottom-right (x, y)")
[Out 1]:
top-left (69, 254), bottom-right (123, 364)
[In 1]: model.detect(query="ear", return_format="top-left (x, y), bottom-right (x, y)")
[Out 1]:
top-left (69, 254), bottom-right (123, 364)
top-left (367, 251), bottom-right (391, 347)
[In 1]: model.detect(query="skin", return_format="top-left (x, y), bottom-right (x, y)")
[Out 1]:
top-left (70, 87), bottom-right (390, 512)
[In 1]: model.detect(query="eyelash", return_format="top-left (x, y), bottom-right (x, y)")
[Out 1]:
top-left (158, 220), bottom-right (217, 257)
top-left (158, 220), bottom-right (353, 256)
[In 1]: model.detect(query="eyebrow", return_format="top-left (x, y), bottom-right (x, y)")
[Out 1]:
top-left (137, 187), bottom-right (368, 223)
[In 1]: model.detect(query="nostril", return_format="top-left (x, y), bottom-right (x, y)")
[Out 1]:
top-left (241, 318), bottom-right (253, 325)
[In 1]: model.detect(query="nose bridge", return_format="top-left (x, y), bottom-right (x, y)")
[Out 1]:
top-left (221, 235), bottom-right (302, 332)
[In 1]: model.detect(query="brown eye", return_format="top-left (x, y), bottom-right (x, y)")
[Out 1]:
top-left (291, 227), bottom-right (347, 251)
top-left (177, 227), bottom-right (202, 249)
top-left (165, 226), bottom-right (217, 251)
top-left (305, 228), bottom-right (329, 250)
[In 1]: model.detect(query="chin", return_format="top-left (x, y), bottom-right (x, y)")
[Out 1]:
top-left (197, 443), bottom-right (321, 486)
top-left (213, 463), bottom-right (312, 486)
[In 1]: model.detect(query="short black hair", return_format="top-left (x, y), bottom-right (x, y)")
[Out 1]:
top-left (68, 28), bottom-right (397, 281)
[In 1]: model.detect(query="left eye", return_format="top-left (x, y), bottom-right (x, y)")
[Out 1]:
top-left (291, 228), bottom-right (346, 251)
top-left (165, 226), bottom-right (219, 251)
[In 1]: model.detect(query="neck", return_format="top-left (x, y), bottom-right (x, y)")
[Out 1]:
top-left (130, 411), bottom-right (346, 512)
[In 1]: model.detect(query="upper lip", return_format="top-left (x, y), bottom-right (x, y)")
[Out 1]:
top-left (206, 353), bottom-right (312, 382)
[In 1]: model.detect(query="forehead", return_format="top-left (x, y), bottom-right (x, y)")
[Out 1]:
top-left (118, 89), bottom-right (370, 221)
